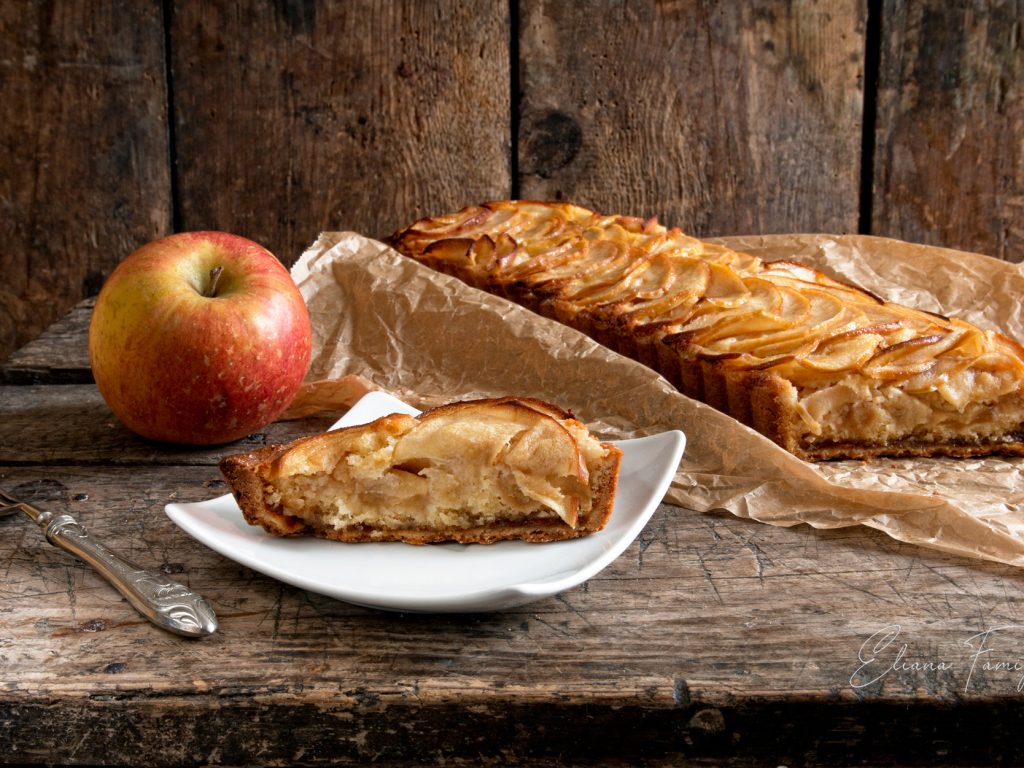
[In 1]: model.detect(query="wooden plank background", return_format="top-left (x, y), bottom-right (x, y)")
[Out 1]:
top-left (4, 0), bottom-right (1024, 364)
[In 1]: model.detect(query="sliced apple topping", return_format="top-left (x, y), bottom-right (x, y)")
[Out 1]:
top-left (689, 304), bottom-right (799, 350)
top-left (702, 261), bottom-right (752, 308)
top-left (679, 283), bottom-right (814, 358)
top-left (466, 235), bottom-right (496, 270)
top-left (421, 237), bottom-right (474, 265)
top-left (765, 260), bottom-right (880, 294)
top-left (746, 335), bottom-right (820, 360)
top-left (479, 207), bottom-right (552, 240)
top-left (622, 258), bottom-right (711, 326)
top-left (759, 260), bottom-right (828, 283)
top-left (390, 401), bottom-right (588, 527)
top-left (515, 210), bottom-right (570, 243)
top-left (800, 331), bottom-right (884, 372)
top-left (686, 286), bottom-right (813, 359)
top-left (862, 334), bottom-right (948, 379)
top-left (677, 278), bottom-right (778, 332)
top-left (574, 249), bottom-right (689, 313)
top-left (652, 230), bottom-right (703, 255)
top-left (759, 262), bottom-right (883, 307)
top-left (862, 300), bottom-right (956, 333)
top-left (529, 237), bottom-right (627, 287)
top-left (863, 327), bottom-right (973, 382)
top-left (567, 254), bottom-right (651, 306)
top-left (630, 296), bottom-right (703, 335)
top-left (468, 232), bottom-right (519, 271)
top-left (621, 252), bottom-right (677, 300)
top-left (408, 205), bottom-right (491, 238)
top-left (941, 321), bottom-right (988, 359)
top-left (698, 242), bottom-right (763, 274)
top-left (700, 288), bottom-right (847, 358)
top-left (566, 250), bottom-right (655, 306)
top-left (499, 238), bottom-right (580, 279)
top-left (772, 285), bottom-right (812, 327)
top-left (548, 237), bottom-right (626, 280)
top-left (393, 201), bottom-right (1024, 408)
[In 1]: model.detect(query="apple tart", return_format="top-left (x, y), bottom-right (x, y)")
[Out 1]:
top-left (220, 397), bottom-right (622, 544)
top-left (389, 201), bottom-right (1024, 461)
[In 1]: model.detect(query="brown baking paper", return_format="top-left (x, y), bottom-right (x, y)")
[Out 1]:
top-left (288, 231), bottom-right (1024, 567)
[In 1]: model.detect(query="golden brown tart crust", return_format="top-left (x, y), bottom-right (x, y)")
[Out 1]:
top-left (389, 201), bottom-right (1024, 461)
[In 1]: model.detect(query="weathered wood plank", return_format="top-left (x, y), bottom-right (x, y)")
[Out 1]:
top-left (0, 384), bottom-right (338, 465)
top-left (517, 0), bottom-right (865, 237)
top-left (2, 463), bottom-right (1024, 764)
top-left (873, 1), bottom-right (1024, 262)
top-left (0, 1), bottom-right (171, 365)
top-left (0, 298), bottom-right (93, 385)
top-left (169, 0), bottom-right (511, 265)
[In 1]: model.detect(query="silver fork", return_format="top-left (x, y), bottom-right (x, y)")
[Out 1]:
top-left (0, 489), bottom-right (217, 637)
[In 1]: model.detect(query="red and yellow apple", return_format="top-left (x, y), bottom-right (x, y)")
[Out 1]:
top-left (88, 231), bottom-right (312, 445)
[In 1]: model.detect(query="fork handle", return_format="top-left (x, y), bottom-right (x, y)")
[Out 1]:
top-left (43, 513), bottom-right (217, 637)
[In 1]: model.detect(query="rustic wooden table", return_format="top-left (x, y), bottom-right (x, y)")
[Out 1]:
top-left (2, 301), bottom-right (1024, 766)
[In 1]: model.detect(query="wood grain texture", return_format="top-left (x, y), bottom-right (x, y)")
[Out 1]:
top-left (0, 299), bottom-right (93, 385)
top-left (3, 457), bottom-right (1024, 764)
top-left (517, 0), bottom-right (865, 237)
top-left (0, 384), bottom-right (338, 466)
top-left (169, 0), bottom-right (511, 265)
top-left (873, 1), bottom-right (1024, 262)
top-left (0, 0), bottom-right (171, 364)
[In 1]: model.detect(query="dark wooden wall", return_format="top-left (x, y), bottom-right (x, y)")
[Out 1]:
top-left (4, 0), bottom-right (1023, 364)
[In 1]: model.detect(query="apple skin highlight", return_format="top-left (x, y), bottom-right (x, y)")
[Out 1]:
top-left (89, 231), bottom-right (312, 445)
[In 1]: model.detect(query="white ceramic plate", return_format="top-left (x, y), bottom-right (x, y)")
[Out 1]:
top-left (166, 392), bottom-right (685, 613)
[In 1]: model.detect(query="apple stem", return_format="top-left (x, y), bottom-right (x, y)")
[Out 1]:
top-left (205, 266), bottom-right (224, 298)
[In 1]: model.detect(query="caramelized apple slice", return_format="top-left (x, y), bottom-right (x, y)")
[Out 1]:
top-left (691, 310), bottom-right (796, 348)
top-left (391, 401), bottom-right (588, 526)
top-left (499, 238), bottom-right (580, 279)
top-left (578, 250), bottom-right (690, 316)
top-left (567, 252), bottom-right (656, 306)
top-left (468, 232), bottom-right (520, 271)
top-left (680, 278), bottom-right (783, 335)
top-left (270, 414), bottom-right (415, 479)
top-left (421, 237), bottom-right (474, 265)
top-left (620, 251), bottom-right (677, 300)
top-left (526, 238), bottom-right (629, 293)
top-left (771, 285), bottom-right (812, 327)
top-left (620, 258), bottom-right (711, 324)
top-left (690, 284), bottom-right (813, 353)
top-left (717, 289), bottom-right (848, 356)
top-left (758, 270), bottom-right (887, 318)
top-left (745, 335), bottom-right (820, 360)
top-left (702, 261), bottom-right (751, 308)
top-left (402, 205), bottom-right (491, 238)
top-left (800, 332), bottom-right (885, 372)
top-left (760, 260), bottom-right (884, 304)
top-left (514, 210), bottom-right (572, 243)
top-left (630, 297), bottom-right (704, 337)
top-left (941, 320), bottom-right (989, 358)
top-left (863, 334), bottom-right (949, 379)
top-left (698, 242), bottom-right (763, 274)
top-left (481, 205), bottom-right (556, 240)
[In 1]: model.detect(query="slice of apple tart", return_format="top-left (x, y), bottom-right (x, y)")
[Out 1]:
top-left (389, 200), bottom-right (1024, 461)
top-left (220, 397), bottom-right (622, 544)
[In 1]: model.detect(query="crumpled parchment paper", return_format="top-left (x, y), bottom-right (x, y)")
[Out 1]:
top-left (286, 231), bottom-right (1024, 567)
